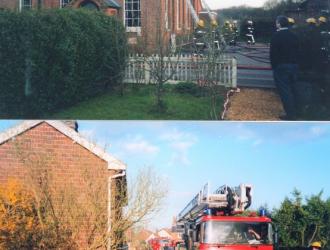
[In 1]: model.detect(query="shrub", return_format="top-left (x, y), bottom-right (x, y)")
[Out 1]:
top-left (174, 82), bottom-right (201, 97)
top-left (0, 179), bottom-right (76, 249)
top-left (0, 9), bottom-right (128, 118)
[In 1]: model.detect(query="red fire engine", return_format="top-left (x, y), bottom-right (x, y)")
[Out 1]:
top-left (149, 237), bottom-right (176, 250)
top-left (176, 183), bottom-right (278, 250)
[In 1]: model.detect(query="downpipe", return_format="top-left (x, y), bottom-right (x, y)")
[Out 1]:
top-left (108, 170), bottom-right (126, 250)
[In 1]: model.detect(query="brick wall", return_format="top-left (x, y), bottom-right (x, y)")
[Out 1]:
top-left (0, 0), bottom-right (202, 51)
top-left (0, 122), bottom-right (121, 247)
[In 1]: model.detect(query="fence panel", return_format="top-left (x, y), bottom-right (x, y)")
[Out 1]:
top-left (124, 54), bottom-right (237, 88)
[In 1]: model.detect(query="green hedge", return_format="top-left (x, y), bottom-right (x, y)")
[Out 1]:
top-left (0, 9), bottom-right (128, 118)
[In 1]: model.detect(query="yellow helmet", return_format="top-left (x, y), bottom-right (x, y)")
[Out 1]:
top-left (197, 19), bottom-right (205, 28)
top-left (306, 18), bottom-right (317, 24)
top-left (211, 19), bottom-right (218, 27)
top-left (288, 17), bottom-right (295, 24)
top-left (311, 242), bottom-right (322, 248)
top-left (319, 16), bottom-right (327, 23)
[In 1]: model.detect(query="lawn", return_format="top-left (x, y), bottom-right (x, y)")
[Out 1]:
top-left (51, 84), bottom-right (227, 120)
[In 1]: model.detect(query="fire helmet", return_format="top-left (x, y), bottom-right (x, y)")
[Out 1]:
top-left (311, 242), bottom-right (322, 248)
top-left (288, 17), bottom-right (295, 24)
top-left (319, 16), bottom-right (327, 23)
top-left (197, 19), bottom-right (205, 28)
top-left (306, 18), bottom-right (317, 24)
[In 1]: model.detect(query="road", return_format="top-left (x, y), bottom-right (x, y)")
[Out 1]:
top-left (225, 42), bottom-right (276, 88)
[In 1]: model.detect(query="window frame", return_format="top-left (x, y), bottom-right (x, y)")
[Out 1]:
top-left (20, 0), bottom-right (32, 11)
top-left (124, 0), bottom-right (142, 33)
top-left (60, 0), bottom-right (70, 8)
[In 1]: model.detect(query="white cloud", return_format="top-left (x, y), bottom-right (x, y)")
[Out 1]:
top-left (310, 126), bottom-right (327, 137)
top-left (160, 129), bottom-right (198, 166)
top-left (117, 135), bottom-right (159, 156)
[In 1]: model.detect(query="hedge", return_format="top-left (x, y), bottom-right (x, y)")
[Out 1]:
top-left (0, 9), bottom-right (128, 118)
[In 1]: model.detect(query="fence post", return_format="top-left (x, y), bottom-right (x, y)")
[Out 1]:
top-left (145, 57), bottom-right (150, 84)
top-left (231, 58), bottom-right (237, 88)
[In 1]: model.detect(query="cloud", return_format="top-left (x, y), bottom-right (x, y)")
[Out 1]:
top-left (117, 135), bottom-right (159, 156)
top-left (310, 126), bottom-right (327, 137)
top-left (160, 129), bottom-right (198, 166)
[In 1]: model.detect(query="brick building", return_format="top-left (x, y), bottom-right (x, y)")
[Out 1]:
top-left (0, 0), bottom-right (203, 49)
top-left (0, 120), bottom-right (126, 247)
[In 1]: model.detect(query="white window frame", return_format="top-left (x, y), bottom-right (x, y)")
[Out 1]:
top-left (165, 0), bottom-right (169, 31)
top-left (185, 0), bottom-right (191, 30)
top-left (124, 0), bottom-right (142, 33)
top-left (19, 0), bottom-right (32, 11)
top-left (176, 0), bottom-right (182, 30)
top-left (60, 0), bottom-right (70, 8)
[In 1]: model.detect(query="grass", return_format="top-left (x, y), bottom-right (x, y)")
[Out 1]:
top-left (51, 84), bottom-right (226, 120)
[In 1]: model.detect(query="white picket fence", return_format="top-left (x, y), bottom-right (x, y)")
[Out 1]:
top-left (124, 54), bottom-right (237, 88)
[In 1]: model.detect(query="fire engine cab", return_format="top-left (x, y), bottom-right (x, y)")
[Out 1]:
top-left (176, 183), bottom-right (278, 250)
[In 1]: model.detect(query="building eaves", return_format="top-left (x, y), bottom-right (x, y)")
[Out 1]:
top-left (0, 120), bottom-right (126, 170)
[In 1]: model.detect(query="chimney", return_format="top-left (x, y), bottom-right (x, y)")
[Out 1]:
top-left (62, 120), bottom-right (79, 132)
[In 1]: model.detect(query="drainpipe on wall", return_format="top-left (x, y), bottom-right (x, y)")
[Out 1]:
top-left (108, 170), bottom-right (126, 250)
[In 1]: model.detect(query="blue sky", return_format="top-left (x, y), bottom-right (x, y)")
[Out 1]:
top-left (1, 121), bottom-right (330, 230)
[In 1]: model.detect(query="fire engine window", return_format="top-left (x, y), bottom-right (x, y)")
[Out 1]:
top-left (21, 0), bottom-right (32, 10)
top-left (125, 0), bottom-right (141, 28)
top-left (201, 221), bottom-right (274, 245)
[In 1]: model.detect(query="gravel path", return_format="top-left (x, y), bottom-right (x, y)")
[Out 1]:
top-left (225, 88), bottom-right (285, 121)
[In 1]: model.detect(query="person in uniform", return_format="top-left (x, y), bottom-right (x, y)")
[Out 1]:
top-left (270, 16), bottom-right (300, 120)
top-left (246, 20), bottom-right (255, 45)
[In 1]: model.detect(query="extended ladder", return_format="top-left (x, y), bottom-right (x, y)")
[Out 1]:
top-left (177, 183), bottom-right (252, 222)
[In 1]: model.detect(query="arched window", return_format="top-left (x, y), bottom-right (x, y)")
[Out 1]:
top-left (125, 0), bottom-right (141, 30)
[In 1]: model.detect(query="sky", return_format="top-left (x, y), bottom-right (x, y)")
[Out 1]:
top-left (204, 0), bottom-right (266, 10)
top-left (1, 121), bottom-right (330, 230)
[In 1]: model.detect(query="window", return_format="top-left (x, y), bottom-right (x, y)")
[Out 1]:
top-left (60, 0), bottom-right (70, 8)
top-left (20, 0), bottom-right (32, 11)
top-left (125, 0), bottom-right (141, 29)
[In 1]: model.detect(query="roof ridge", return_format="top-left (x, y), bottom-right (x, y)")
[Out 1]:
top-left (0, 120), bottom-right (126, 170)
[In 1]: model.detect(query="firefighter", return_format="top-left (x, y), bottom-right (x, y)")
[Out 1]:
top-left (270, 15), bottom-right (299, 120)
top-left (193, 20), bottom-right (207, 54)
top-left (230, 20), bottom-right (239, 45)
top-left (288, 17), bottom-right (295, 28)
top-left (245, 20), bottom-right (255, 45)
top-left (247, 226), bottom-right (261, 240)
top-left (299, 17), bottom-right (322, 71)
top-left (310, 242), bottom-right (322, 250)
top-left (223, 20), bottom-right (233, 44)
top-left (318, 16), bottom-right (328, 31)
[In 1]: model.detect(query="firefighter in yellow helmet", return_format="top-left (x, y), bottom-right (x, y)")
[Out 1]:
top-left (288, 17), bottom-right (295, 28)
top-left (223, 20), bottom-right (233, 44)
top-left (306, 17), bottom-right (317, 26)
top-left (318, 16), bottom-right (328, 32)
top-left (311, 242), bottom-right (322, 250)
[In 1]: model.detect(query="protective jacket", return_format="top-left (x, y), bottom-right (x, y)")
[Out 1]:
top-left (270, 28), bottom-right (299, 69)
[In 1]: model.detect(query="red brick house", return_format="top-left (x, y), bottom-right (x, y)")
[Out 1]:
top-left (0, 0), bottom-right (203, 49)
top-left (0, 120), bottom-right (126, 247)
